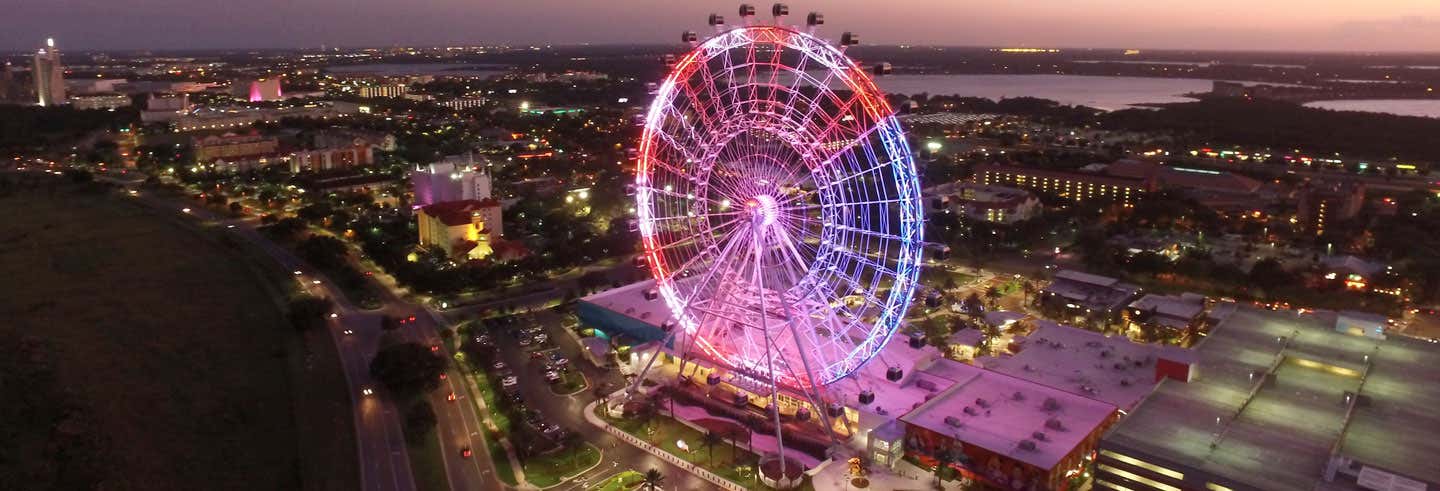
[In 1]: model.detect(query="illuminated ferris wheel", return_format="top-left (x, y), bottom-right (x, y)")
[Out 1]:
top-left (633, 3), bottom-right (923, 402)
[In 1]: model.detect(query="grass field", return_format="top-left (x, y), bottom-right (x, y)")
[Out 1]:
top-left (599, 408), bottom-right (759, 487)
top-left (0, 182), bottom-right (356, 490)
top-left (588, 470), bottom-right (642, 491)
top-left (459, 357), bottom-right (518, 486)
top-left (409, 431), bottom-right (450, 491)
top-left (523, 442), bottom-right (601, 488)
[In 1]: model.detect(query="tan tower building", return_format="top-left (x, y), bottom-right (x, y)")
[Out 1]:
top-left (33, 38), bottom-right (66, 107)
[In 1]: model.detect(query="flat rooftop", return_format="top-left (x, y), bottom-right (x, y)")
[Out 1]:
top-left (578, 279), bottom-right (673, 329)
top-left (901, 361), bottom-right (1117, 471)
top-left (827, 332), bottom-right (952, 423)
top-left (982, 321), bottom-right (1185, 411)
top-left (1102, 306), bottom-right (1440, 490)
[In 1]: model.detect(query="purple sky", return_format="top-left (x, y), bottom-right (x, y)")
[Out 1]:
top-left (4, 0), bottom-right (1440, 52)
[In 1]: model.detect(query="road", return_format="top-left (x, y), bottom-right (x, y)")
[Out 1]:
top-left (136, 189), bottom-right (720, 491)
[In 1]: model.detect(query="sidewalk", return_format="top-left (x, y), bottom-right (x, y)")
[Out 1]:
top-left (810, 457), bottom-right (967, 491)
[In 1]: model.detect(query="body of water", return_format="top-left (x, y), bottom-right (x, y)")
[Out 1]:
top-left (324, 62), bottom-right (506, 78)
top-left (1303, 99), bottom-right (1440, 119)
top-left (872, 74), bottom-right (1218, 110)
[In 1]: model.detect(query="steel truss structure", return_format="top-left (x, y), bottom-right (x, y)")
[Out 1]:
top-left (628, 3), bottom-right (923, 477)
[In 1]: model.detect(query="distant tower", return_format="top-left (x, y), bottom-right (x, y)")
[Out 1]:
top-left (0, 61), bottom-right (15, 102)
top-left (34, 37), bottom-right (66, 106)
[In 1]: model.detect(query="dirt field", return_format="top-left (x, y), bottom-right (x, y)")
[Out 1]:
top-left (0, 181), bottom-right (356, 490)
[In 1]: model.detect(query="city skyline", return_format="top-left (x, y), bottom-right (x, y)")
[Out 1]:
top-left (6, 3), bottom-right (1440, 491)
top-left (5, 0), bottom-right (1440, 52)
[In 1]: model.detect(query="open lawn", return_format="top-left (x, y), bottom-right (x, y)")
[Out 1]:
top-left (600, 408), bottom-right (760, 487)
top-left (523, 441), bottom-right (601, 488)
top-left (409, 431), bottom-right (449, 491)
top-left (588, 470), bottom-right (642, 491)
top-left (460, 359), bottom-right (518, 486)
top-left (0, 183), bottom-right (356, 490)
top-left (550, 368), bottom-right (588, 395)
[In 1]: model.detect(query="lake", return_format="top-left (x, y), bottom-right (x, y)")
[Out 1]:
top-left (873, 74), bottom-right (1219, 110)
top-left (324, 62), bottom-right (506, 78)
top-left (1303, 99), bottom-right (1440, 119)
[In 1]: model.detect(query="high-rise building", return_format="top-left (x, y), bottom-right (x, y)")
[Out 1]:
top-left (411, 153), bottom-right (493, 207)
top-left (0, 62), bottom-right (19, 102)
top-left (33, 38), bottom-right (66, 107)
top-left (357, 83), bottom-right (409, 99)
top-left (1297, 181), bottom-right (1365, 236)
top-left (975, 163), bottom-right (1151, 205)
top-left (70, 94), bottom-right (132, 111)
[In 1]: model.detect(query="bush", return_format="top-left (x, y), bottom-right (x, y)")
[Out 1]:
top-left (369, 342), bottom-right (449, 397)
top-left (404, 400), bottom-right (438, 443)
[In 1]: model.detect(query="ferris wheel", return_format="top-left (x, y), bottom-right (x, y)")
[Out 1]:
top-left (630, 3), bottom-right (922, 464)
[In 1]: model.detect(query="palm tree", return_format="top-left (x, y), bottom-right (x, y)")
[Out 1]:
top-left (700, 429), bottom-right (724, 465)
top-left (642, 468), bottom-right (665, 491)
top-left (726, 426), bottom-right (744, 465)
top-left (933, 449), bottom-right (954, 487)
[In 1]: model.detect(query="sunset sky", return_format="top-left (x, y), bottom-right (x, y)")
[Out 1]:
top-left (4, 0), bottom-right (1440, 52)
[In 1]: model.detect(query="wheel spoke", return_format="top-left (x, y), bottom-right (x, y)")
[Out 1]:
top-left (636, 25), bottom-right (923, 390)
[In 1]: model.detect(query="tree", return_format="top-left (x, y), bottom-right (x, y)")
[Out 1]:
top-left (286, 295), bottom-right (333, 332)
top-left (265, 217), bottom-right (308, 242)
top-left (933, 449), bottom-right (955, 487)
top-left (983, 286), bottom-right (1002, 309)
top-left (1128, 251), bottom-right (1169, 278)
top-left (403, 400), bottom-right (438, 443)
top-left (297, 235), bottom-right (350, 270)
top-left (700, 429), bottom-right (723, 465)
top-left (963, 293), bottom-right (984, 316)
top-left (369, 342), bottom-right (449, 397)
top-left (642, 468), bottom-right (665, 491)
top-left (923, 318), bottom-right (950, 350)
top-left (1248, 257), bottom-right (1295, 298)
top-left (1022, 280), bottom-right (1038, 304)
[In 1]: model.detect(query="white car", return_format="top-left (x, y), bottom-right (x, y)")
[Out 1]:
top-left (501, 376), bottom-right (519, 387)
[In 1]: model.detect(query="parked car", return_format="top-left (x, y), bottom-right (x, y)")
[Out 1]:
top-left (544, 371), bottom-right (561, 383)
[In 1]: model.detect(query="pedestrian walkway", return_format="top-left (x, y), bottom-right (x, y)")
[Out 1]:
top-left (810, 457), bottom-right (968, 491)
top-left (583, 400), bottom-right (747, 491)
top-left (665, 399), bottom-right (824, 468)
